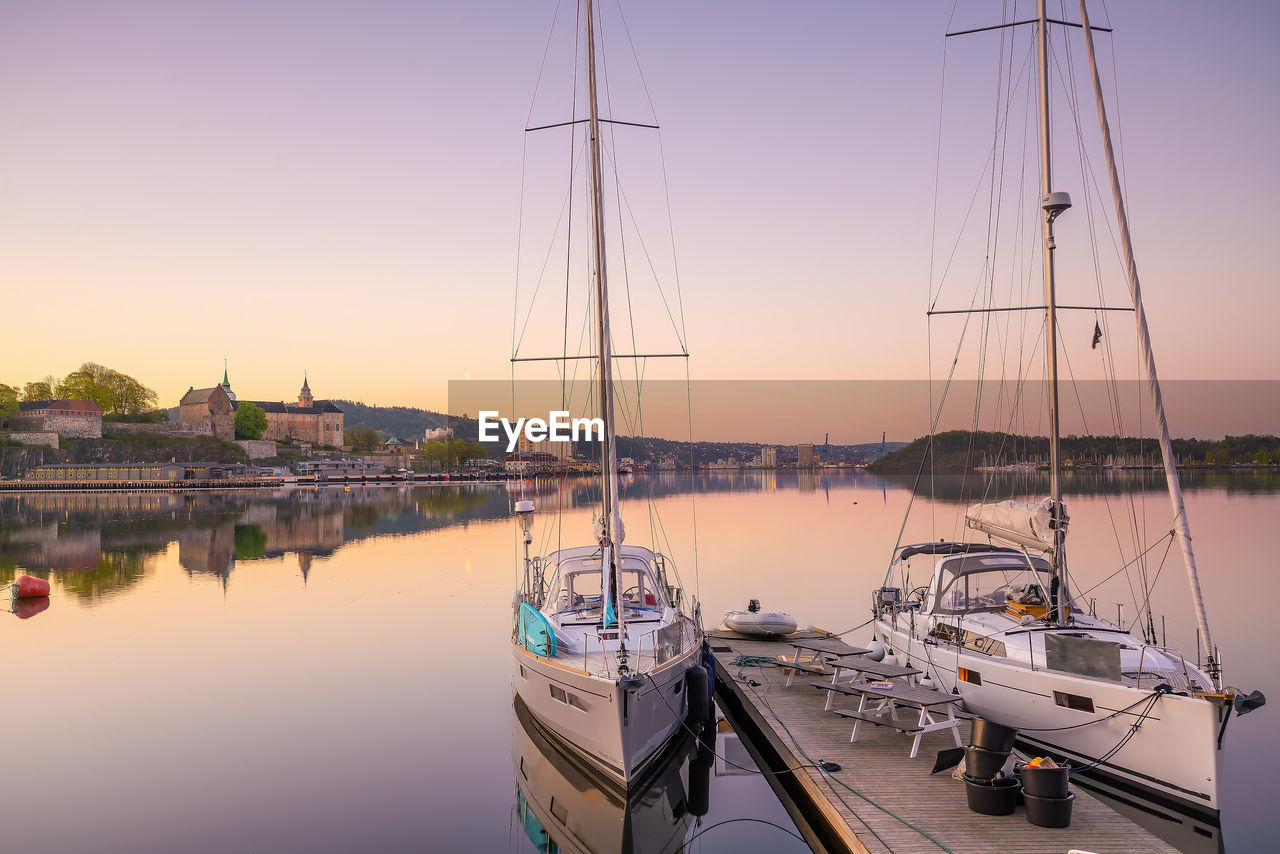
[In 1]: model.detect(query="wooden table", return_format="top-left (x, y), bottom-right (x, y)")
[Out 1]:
top-left (834, 682), bottom-right (963, 758)
top-left (779, 638), bottom-right (871, 687)
top-left (817, 659), bottom-right (922, 710)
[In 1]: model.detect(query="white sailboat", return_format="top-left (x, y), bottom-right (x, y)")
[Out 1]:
top-left (869, 0), bottom-right (1264, 824)
top-left (509, 0), bottom-right (706, 788)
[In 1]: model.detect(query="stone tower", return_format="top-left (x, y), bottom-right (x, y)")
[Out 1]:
top-left (299, 373), bottom-right (314, 408)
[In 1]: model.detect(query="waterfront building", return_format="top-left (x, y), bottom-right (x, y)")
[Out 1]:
top-left (505, 451), bottom-right (560, 475)
top-left (798, 443), bottom-right (816, 468)
top-left (28, 462), bottom-right (186, 483)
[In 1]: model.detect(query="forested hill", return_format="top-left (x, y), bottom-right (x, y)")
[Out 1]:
top-left (332, 401), bottom-right (451, 439)
top-left (870, 430), bottom-right (1280, 472)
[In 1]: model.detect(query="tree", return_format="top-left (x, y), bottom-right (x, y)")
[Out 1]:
top-left (0, 383), bottom-right (18, 420)
top-left (1256, 448), bottom-right (1273, 466)
top-left (235, 401), bottom-right (268, 439)
top-left (21, 377), bottom-right (57, 401)
top-left (57, 362), bottom-right (158, 415)
top-left (344, 426), bottom-right (379, 452)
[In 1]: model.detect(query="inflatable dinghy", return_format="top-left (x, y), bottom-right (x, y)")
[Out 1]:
top-left (723, 599), bottom-right (798, 636)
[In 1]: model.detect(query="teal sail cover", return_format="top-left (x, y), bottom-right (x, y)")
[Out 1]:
top-left (518, 602), bottom-right (557, 657)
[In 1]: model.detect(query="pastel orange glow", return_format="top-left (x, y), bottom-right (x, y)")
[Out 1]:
top-left (1, 2), bottom-right (1274, 425)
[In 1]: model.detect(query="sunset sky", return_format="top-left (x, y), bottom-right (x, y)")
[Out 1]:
top-left (2, 1), bottom-right (1276, 442)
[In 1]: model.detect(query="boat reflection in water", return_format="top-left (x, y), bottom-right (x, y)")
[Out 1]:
top-left (512, 695), bottom-right (712, 854)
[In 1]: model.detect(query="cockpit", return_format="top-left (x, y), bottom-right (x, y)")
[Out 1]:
top-left (541, 550), bottom-right (668, 625)
top-left (929, 553), bottom-right (1071, 616)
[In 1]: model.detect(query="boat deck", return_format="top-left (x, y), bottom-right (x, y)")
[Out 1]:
top-left (710, 630), bottom-right (1179, 854)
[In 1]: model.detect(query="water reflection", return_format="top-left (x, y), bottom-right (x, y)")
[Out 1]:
top-left (880, 467), bottom-right (1280, 502)
top-left (2, 470), bottom-right (1275, 602)
top-left (512, 695), bottom-right (712, 854)
top-left (0, 485), bottom-right (513, 597)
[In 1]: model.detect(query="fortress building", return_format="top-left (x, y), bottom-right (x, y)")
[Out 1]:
top-left (236, 373), bottom-right (344, 447)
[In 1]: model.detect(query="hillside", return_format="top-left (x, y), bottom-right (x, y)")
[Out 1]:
top-left (332, 401), bottom-right (451, 440)
top-left (870, 430), bottom-right (1280, 472)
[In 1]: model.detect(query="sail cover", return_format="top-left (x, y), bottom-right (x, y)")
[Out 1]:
top-left (965, 497), bottom-right (1068, 553)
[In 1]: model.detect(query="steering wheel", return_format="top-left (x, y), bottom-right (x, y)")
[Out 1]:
top-left (621, 585), bottom-right (640, 600)
top-left (908, 586), bottom-right (930, 603)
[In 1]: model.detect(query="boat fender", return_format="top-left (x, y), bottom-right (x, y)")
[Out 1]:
top-left (700, 641), bottom-right (717, 705)
top-left (688, 747), bottom-right (712, 817)
top-left (686, 665), bottom-right (710, 724)
top-left (866, 639), bottom-right (886, 662)
top-left (13, 575), bottom-right (50, 598)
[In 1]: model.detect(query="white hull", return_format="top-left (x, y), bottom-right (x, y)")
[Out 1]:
top-left (877, 619), bottom-right (1226, 820)
top-left (512, 694), bottom-right (698, 854)
top-left (513, 642), bottom-right (700, 785)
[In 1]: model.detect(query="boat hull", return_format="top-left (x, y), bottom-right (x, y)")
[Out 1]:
top-left (512, 641), bottom-right (700, 786)
top-left (876, 619), bottom-right (1226, 821)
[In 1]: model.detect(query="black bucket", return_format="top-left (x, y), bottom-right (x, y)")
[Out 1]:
top-left (1024, 791), bottom-right (1075, 828)
top-left (970, 718), bottom-right (1017, 753)
top-left (964, 745), bottom-right (1010, 780)
top-left (1020, 763), bottom-right (1071, 799)
top-left (962, 773), bottom-right (1019, 816)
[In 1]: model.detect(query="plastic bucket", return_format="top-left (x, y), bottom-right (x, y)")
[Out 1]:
top-left (1024, 791), bottom-right (1075, 828)
top-left (962, 773), bottom-right (1019, 816)
top-left (964, 745), bottom-right (1010, 780)
top-left (970, 718), bottom-right (1017, 753)
top-left (1020, 763), bottom-right (1071, 799)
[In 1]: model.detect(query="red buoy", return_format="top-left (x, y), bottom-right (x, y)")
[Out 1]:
top-left (13, 575), bottom-right (50, 598)
top-left (14, 596), bottom-right (50, 620)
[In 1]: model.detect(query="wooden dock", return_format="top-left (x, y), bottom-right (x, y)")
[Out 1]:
top-left (710, 631), bottom-right (1178, 854)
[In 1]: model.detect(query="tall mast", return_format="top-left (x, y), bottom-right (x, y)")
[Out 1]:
top-left (1076, 0), bottom-right (1218, 685)
top-left (584, 0), bottom-right (626, 645)
top-left (1036, 0), bottom-right (1069, 624)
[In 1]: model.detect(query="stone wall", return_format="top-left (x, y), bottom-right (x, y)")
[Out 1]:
top-left (106, 421), bottom-right (214, 438)
top-left (45, 415), bottom-right (102, 439)
top-left (4, 414), bottom-right (101, 438)
top-left (2, 432), bottom-right (59, 449)
top-left (235, 439), bottom-right (277, 460)
top-left (212, 414), bottom-right (235, 442)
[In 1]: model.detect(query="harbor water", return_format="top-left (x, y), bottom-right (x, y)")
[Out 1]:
top-left (2, 470), bottom-right (1275, 852)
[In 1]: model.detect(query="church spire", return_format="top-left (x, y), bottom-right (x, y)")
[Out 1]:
top-left (298, 372), bottom-right (314, 408)
top-left (221, 359), bottom-right (236, 403)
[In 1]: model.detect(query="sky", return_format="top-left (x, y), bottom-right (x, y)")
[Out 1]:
top-left (1, 1), bottom-right (1276, 441)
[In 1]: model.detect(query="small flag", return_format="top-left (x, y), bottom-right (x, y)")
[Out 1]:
top-left (1091, 320), bottom-right (1103, 349)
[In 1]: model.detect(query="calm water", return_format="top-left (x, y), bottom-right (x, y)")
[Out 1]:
top-left (2, 470), bottom-right (1275, 852)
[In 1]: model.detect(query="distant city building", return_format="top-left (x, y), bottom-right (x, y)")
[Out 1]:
top-left (505, 451), bottom-right (560, 475)
top-left (179, 385), bottom-right (236, 440)
top-left (760, 445), bottom-right (777, 468)
top-left (424, 426), bottom-right (453, 442)
top-left (516, 429), bottom-right (573, 462)
top-left (798, 443), bottom-right (816, 468)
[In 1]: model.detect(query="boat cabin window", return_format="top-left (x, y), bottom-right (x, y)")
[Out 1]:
top-left (543, 557), bottom-right (665, 621)
top-left (931, 554), bottom-right (1057, 615)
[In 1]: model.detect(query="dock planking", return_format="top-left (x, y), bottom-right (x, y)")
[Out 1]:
top-left (711, 630), bottom-right (1178, 854)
